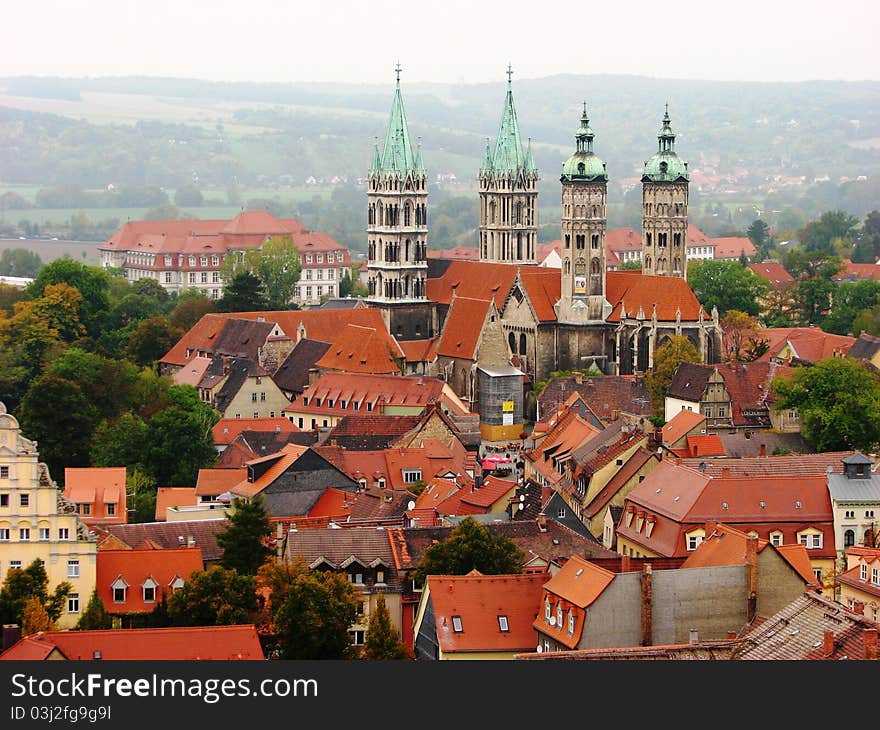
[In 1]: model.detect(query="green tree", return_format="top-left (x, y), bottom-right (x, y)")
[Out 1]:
top-left (772, 357), bottom-right (880, 452)
top-left (216, 271), bottom-right (268, 313)
top-left (852, 305), bottom-right (880, 337)
top-left (169, 292), bottom-right (215, 331)
top-left (173, 184), bottom-right (204, 207)
top-left (126, 467), bottom-right (158, 524)
top-left (143, 202), bottom-right (182, 221)
top-left (782, 248), bottom-right (845, 325)
top-left (217, 496), bottom-right (272, 576)
top-left (822, 280), bottom-right (880, 336)
top-left (686, 259), bottom-right (769, 317)
top-left (90, 413), bottom-right (149, 470)
top-left (364, 594), bottom-right (409, 660)
top-left (124, 316), bottom-right (184, 367)
top-left (747, 219), bottom-right (771, 260)
top-left (0, 248), bottom-right (42, 277)
top-left (0, 559), bottom-right (71, 626)
top-left (646, 335), bottom-right (701, 417)
top-left (619, 259), bottom-right (642, 270)
top-left (274, 570), bottom-right (359, 659)
top-left (413, 516), bottom-right (525, 585)
top-left (26, 258), bottom-right (110, 336)
top-left (851, 210), bottom-right (880, 264)
top-left (800, 210), bottom-right (859, 254)
top-left (168, 567), bottom-right (258, 627)
top-left (75, 589), bottom-right (112, 630)
top-left (220, 236), bottom-right (301, 309)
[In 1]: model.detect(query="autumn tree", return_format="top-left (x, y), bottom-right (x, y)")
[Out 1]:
top-left (21, 596), bottom-right (54, 635)
top-left (217, 496), bottom-right (273, 576)
top-left (413, 516), bottom-right (525, 585)
top-left (167, 567), bottom-right (258, 627)
top-left (772, 357), bottom-right (880, 452)
top-left (364, 594), bottom-right (409, 660)
top-left (721, 310), bottom-right (768, 362)
top-left (645, 335), bottom-right (701, 417)
top-left (75, 589), bottom-right (112, 630)
top-left (273, 570), bottom-right (359, 659)
top-left (124, 315), bottom-right (184, 366)
top-left (26, 258), bottom-right (110, 335)
top-left (0, 559), bottom-right (71, 627)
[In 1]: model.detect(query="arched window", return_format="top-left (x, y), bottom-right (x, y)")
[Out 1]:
top-left (508, 332), bottom-right (516, 353)
top-left (519, 333), bottom-right (527, 355)
top-left (844, 529), bottom-right (855, 547)
top-left (404, 203), bottom-right (411, 226)
top-left (563, 258), bottom-right (570, 274)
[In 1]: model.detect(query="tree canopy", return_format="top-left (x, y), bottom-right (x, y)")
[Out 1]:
top-left (167, 567), bottom-right (258, 627)
top-left (685, 259), bottom-right (769, 317)
top-left (413, 516), bottom-right (525, 585)
top-left (220, 236), bottom-right (301, 309)
top-left (216, 271), bottom-right (268, 312)
top-left (772, 357), bottom-right (880, 452)
top-left (0, 558), bottom-right (71, 628)
top-left (645, 335), bottom-right (701, 417)
top-left (217, 496), bottom-right (273, 576)
top-left (364, 594), bottom-right (409, 660)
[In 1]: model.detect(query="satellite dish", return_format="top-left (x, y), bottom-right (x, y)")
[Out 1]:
top-left (520, 495), bottom-right (525, 503)
top-left (549, 616), bottom-right (557, 627)
top-left (407, 500), bottom-right (416, 511)
top-left (536, 645), bottom-right (543, 653)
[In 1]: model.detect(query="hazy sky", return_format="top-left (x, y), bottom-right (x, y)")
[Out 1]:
top-left (3, 0), bottom-right (879, 85)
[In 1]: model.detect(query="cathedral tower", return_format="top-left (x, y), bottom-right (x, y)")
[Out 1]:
top-left (556, 104), bottom-right (609, 324)
top-left (479, 67), bottom-right (538, 264)
top-left (367, 65), bottom-right (428, 308)
top-left (641, 105), bottom-right (689, 278)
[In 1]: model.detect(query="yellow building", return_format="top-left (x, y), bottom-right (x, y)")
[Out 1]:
top-left (0, 402), bottom-right (97, 629)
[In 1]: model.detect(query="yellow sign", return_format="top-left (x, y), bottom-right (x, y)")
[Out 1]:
top-left (502, 400), bottom-right (514, 412)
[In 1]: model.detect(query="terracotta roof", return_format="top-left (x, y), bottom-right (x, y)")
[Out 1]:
top-left (154, 487), bottom-right (198, 521)
top-left (712, 236), bottom-right (757, 259)
top-left (527, 411), bottom-right (601, 488)
top-left (605, 270), bottom-right (708, 323)
top-left (230, 443), bottom-right (310, 498)
top-left (515, 641), bottom-right (740, 660)
top-left (517, 268), bottom-right (562, 322)
top-left (605, 227), bottom-right (642, 253)
top-left (172, 355), bottom-right (213, 387)
top-left (680, 434), bottom-right (726, 458)
top-left (434, 475), bottom-right (518, 516)
top-left (537, 374), bottom-right (653, 423)
top-left (437, 297), bottom-right (492, 359)
top-left (426, 260), bottom-right (521, 308)
top-left (758, 326), bottom-right (856, 364)
top-left (427, 572), bottom-right (547, 653)
top-left (716, 361), bottom-right (792, 426)
top-left (678, 451), bottom-right (854, 477)
top-left (212, 417), bottom-right (300, 446)
top-left (398, 337), bottom-right (439, 364)
top-left (833, 261), bottom-right (880, 282)
top-left (61, 467), bottom-right (127, 525)
top-left (583, 447), bottom-right (658, 520)
top-left (748, 260), bottom-right (794, 285)
top-left (737, 592), bottom-right (879, 660)
top-left (0, 625), bottom-right (264, 660)
top-left (661, 409), bottom-right (706, 445)
top-left (96, 547), bottom-right (203, 614)
top-left (103, 519), bottom-right (228, 562)
top-left (315, 323), bottom-right (402, 374)
top-left (775, 543), bottom-right (821, 586)
top-left (686, 223), bottom-right (714, 250)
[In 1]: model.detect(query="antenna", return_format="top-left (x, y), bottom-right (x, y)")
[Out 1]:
top-left (407, 500), bottom-right (416, 511)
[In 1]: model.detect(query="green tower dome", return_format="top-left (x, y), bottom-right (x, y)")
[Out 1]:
top-left (642, 105), bottom-right (688, 182)
top-left (560, 105), bottom-right (607, 183)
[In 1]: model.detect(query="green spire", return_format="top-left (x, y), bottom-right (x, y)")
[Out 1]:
top-left (481, 137), bottom-right (493, 174)
top-left (489, 65), bottom-right (529, 174)
top-left (658, 102), bottom-right (675, 153)
top-left (369, 137), bottom-right (381, 175)
top-left (642, 103), bottom-right (688, 182)
top-left (414, 137), bottom-right (425, 173)
top-left (377, 63), bottom-right (418, 175)
top-left (524, 137), bottom-right (536, 172)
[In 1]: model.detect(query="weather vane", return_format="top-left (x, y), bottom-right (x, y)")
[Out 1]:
top-left (395, 62), bottom-right (402, 83)
top-left (507, 64), bottom-right (513, 83)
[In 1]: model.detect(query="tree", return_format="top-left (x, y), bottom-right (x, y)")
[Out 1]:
top-left (364, 594), bottom-right (409, 660)
top-left (852, 305), bottom-right (880, 337)
top-left (800, 210), bottom-right (859, 254)
top-left (686, 259), bottom-right (769, 317)
top-left (273, 571), bottom-right (359, 659)
top-left (90, 413), bottom-right (149, 470)
top-left (772, 357), bottom-right (880, 452)
top-left (747, 219), bottom-right (771, 260)
top-left (26, 258), bottom-right (110, 336)
top-left (619, 259), bottom-right (642, 270)
top-left (143, 202), bottom-right (182, 221)
top-left (851, 210), bottom-right (880, 264)
top-left (173, 184), bottom-right (204, 207)
top-left (0, 559), bottom-right (71, 627)
top-left (413, 516), bottom-right (525, 585)
top-left (167, 567), bottom-right (258, 627)
top-left (781, 248), bottom-right (844, 325)
top-left (822, 280), bottom-right (880, 336)
top-left (0, 248), bottom-right (42, 277)
top-left (126, 467), bottom-right (159, 524)
top-left (169, 293), bottom-right (215, 330)
top-left (124, 315), bottom-right (184, 366)
top-left (216, 271), bottom-right (268, 312)
top-left (217, 496), bottom-right (272, 576)
top-left (645, 335), bottom-right (701, 417)
top-left (21, 596), bottom-right (54, 635)
top-left (220, 236), bottom-right (301, 309)
top-left (75, 589), bottom-right (112, 630)
top-left (721, 310), bottom-right (768, 362)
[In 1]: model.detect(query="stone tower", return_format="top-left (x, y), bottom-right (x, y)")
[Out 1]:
top-left (479, 67), bottom-right (538, 264)
top-left (641, 105), bottom-right (689, 279)
top-left (367, 65), bottom-right (428, 308)
top-left (555, 104), bottom-right (610, 324)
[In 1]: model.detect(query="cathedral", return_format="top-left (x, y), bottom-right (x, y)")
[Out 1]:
top-left (365, 68), bottom-right (722, 399)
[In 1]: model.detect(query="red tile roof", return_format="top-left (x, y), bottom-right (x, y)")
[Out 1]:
top-left (833, 260), bottom-right (880, 282)
top-left (195, 467), bottom-right (248, 497)
top-left (661, 409), bottom-right (706, 445)
top-left (427, 260), bottom-right (520, 307)
top-left (154, 487), bottom-right (198, 521)
top-left (212, 417), bottom-right (300, 446)
top-left (517, 267), bottom-right (562, 322)
top-left (62, 467), bottom-right (127, 525)
top-left (712, 236), bottom-right (757, 259)
top-left (686, 223), bottom-right (714, 250)
top-left (539, 554), bottom-right (616, 608)
top-left (398, 337), bottom-right (439, 364)
top-left (0, 625), bottom-right (264, 660)
top-left (96, 547), bottom-right (203, 614)
top-left (427, 572), bottom-right (548, 654)
top-left (605, 270), bottom-right (707, 323)
top-left (437, 297), bottom-right (492, 359)
top-left (681, 434), bottom-right (726, 458)
top-left (315, 323), bottom-right (402, 374)
top-left (433, 475), bottom-right (518, 516)
top-left (230, 443), bottom-right (310, 498)
top-left (679, 451), bottom-right (854, 477)
top-left (606, 227), bottom-right (642, 253)
top-left (759, 326), bottom-right (856, 363)
top-left (536, 240), bottom-right (563, 264)
top-left (749, 260), bottom-right (794, 285)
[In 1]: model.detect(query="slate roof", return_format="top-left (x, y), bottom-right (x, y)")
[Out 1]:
top-left (736, 592), bottom-right (879, 660)
top-left (667, 362), bottom-right (711, 402)
top-left (212, 417), bottom-right (300, 447)
top-left (537, 375), bottom-right (653, 423)
top-left (716, 431), bottom-right (812, 459)
top-left (849, 333), bottom-right (880, 363)
top-left (827, 473), bottom-right (880, 502)
top-left (210, 357), bottom-right (269, 415)
top-left (102, 519), bottom-right (228, 563)
top-left (272, 338), bottom-right (332, 394)
top-left (326, 415), bottom-right (424, 450)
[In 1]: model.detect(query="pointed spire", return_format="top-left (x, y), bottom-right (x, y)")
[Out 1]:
top-left (414, 136), bottom-right (425, 173)
top-left (489, 66), bottom-right (528, 174)
top-left (658, 103), bottom-right (676, 153)
top-left (377, 64), bottom-right (418, 174)
top-left (369, 136), bottom-right (381, 175)
top-left (481, 137), bottom-right (493, 174)
top-left (576, 102), bottom-right (595, 154)
top-left (524, 137), bottom-right (536, 172)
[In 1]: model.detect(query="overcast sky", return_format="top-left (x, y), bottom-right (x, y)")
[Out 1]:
top-left (3, 0), bottom-right (878, 85)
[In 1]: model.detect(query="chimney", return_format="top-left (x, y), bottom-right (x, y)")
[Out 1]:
top-left (652, 427), bottom-right (662, 445)
top-left (611, 409), bottom-right (621, 421)
top-left (307, 367), bottom-right (319, 386)
top-left (689, 629), bottom-right (699, 644)
top-left (746, 535), bottom-right (758, 622)
top-left (573, 373), bottom-right (583, 385)
top-left (187, 536), bottom-right (195, 548)
top-left (620, 554), bottom-right (632, 573)
top-left (853, 601), bottom-right (865, 615)
top-left (536, 514), bottom-right (547, 532)
top-left (276, 523), bottom-right (284, 540)
top-left (2, 624), bottom-right (21, 652)
top-left (726, 631), bottom-right (738, 640)
top-left (759, 443), bottom-right (767, 457)
top-left (863, 628), bottom-right (878, 660)
top-left (721, 466), bottom-right (731, 478)
top-left (641, 564), bottom-right (653, 647)
top-left (704, 520), bottom-right (717, 538)
top-left (823, 629), bottom-right (835, 659)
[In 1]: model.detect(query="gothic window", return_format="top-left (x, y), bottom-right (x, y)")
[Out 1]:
top-left (646, 233), bottom-right (652, 246)
top-left (645, 255), bottom-right (652, 270)
top-left (508, 332), bottom-right (516, 353)
top-left (673, 233), bottom-right (681, 247)
top-left (591, 234), bottom-right (599, 249)
top-left (404, 203), bottom-right (411, 226)
top-left (673, 256), bottom-right (681, 272)
top-left (515, 202), bottom-right (522, 224)
top-left (565, 234), bottom-right (571, 249)
top-left (658, 233), bottom-right (667, 247)
top-left (378, 203), bottom-right (384, 226)
top-left (489, 201), bottom-right (497, 224)
top-left (520, 333), bottom-right (527, 355)
top-left (591, 258), bottom-right (601, 274)
top-left (563, 258), bottom-right (570, 274)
